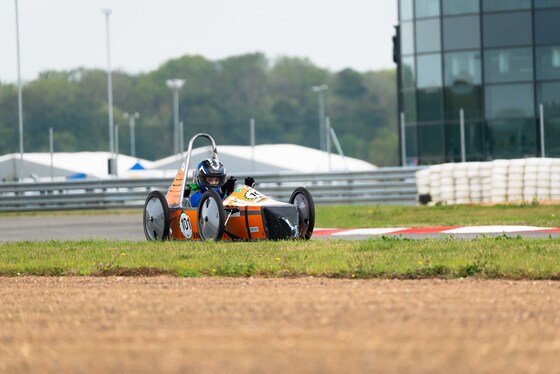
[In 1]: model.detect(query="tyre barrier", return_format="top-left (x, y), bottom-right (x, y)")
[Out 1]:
top-left (416, 158), bottom-right (560, 205)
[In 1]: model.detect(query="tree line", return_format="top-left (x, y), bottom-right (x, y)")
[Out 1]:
top-left (0, 53), bottom-right (398, 166)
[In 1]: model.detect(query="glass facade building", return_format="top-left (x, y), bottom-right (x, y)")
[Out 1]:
top-left (396, 0), bottom-right (560, 165)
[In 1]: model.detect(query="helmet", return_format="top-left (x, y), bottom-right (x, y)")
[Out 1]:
top-left (194, 158), bottom-right (226, 190)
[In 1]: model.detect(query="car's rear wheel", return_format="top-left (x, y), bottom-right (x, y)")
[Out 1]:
top-left (289, 187), bottom-right (315, 240)
top-left (197, 189), bottom-right (226, 241)
top-left (143, 190), bottom-right (170, 241)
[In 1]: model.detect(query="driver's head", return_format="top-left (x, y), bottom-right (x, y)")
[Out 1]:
top-left (194, 158), bottom-right (226, 190)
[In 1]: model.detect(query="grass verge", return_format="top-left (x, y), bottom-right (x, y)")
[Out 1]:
top-left (2, 203), bottom-right (560, 228)
top-left (2, 236), bottom-right (560, 279)
top-left (316, 204), bottom-right (560, 228)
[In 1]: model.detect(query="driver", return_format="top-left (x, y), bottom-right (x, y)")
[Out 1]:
top-left (189, 158), bottom-right (256, 207)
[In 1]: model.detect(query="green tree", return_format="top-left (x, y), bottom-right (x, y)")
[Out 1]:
top-left (0, 54), bottom-right (399, 166)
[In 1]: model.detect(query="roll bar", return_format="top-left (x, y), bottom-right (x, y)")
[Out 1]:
top-left (179, 133), bottom-right (219, 208)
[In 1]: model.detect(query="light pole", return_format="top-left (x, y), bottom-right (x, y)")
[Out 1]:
top-left (103, 9), bottom-right (115, 175)
top-left (166, 79), bottom-right (185, 155)
top-left (312, 84), bottom-right (328, 152)
top-left (123, 112), bottom-right (140, 158)
top-left (15, 0), bottom-right (24, 180)
top-left (179, 121), bottom-right (184, 157)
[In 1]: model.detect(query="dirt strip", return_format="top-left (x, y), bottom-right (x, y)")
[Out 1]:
top-left (1, 277), bottom-right (559, 373)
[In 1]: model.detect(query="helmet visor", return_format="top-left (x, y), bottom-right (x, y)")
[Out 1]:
top-left (205, 176), bottom-right (221, 187)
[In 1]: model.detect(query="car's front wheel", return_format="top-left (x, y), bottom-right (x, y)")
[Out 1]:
top-left (289, 187), bottom-right (315, 240)
top-left (197, 189), bottom-right (226, 241)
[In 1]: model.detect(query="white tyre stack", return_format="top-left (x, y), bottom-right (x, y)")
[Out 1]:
top-left (537, 158), bottom-right (552, 201)
top-left (467, 162), bottom-right (482, 204)
top-left (523, 158), bottom-right (540, 202)
top-left (480, 161), bottom-right (493, 203)
top-left (453, 163), bottom-right (470, 204)
top-left (414, 158), bottom-right (560, 205)
top-left (440, 163), bottom-right (456, 204)
top-left (415, 168), bottom-right (432, 204)
top-left (491, 160), bottom-right (509, 203)
top-left (429, 164), bottom-right (442, 205)
top-left (507, 159), bottom-right (525, 202)
top-left (550, 158), bottom-right (560, 201)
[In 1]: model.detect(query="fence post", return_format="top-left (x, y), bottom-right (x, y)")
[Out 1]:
top-left (400, 112), bottom-right (406, 167)
top-left (460, 108), bottom-right (466, 163)
top-left (49, 128), bottom-right (54, 181)
top-left (540, 103), bottom-right (545, 157)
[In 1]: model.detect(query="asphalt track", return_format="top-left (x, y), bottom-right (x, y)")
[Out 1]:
top-left (1, 214), bottom-right (560, 241)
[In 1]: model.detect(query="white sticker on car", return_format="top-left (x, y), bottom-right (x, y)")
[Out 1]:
top-left (244, 189), bottom-right (263, 200)
top-left (180, 212), bottom-right (193, 239)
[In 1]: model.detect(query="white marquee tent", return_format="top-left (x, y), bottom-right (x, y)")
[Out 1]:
top-left (0, 152), bottom-right (154, 181)
top-left (154, 144), bottom-right (377, 175)
top-left (0, 144), bottom-right (376, 181)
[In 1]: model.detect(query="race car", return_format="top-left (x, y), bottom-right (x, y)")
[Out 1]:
top-left (143, 133), bottom-right (315, 242)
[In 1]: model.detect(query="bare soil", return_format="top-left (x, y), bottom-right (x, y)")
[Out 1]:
top-left (1, 277), bottom-right (559, 374)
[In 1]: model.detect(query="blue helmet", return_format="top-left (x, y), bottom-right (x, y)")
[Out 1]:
top-left (194, 158), bottom-right (226, 190)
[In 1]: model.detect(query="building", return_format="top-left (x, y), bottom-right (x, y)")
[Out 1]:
top-left (395, 0), bottom-right (560, 165)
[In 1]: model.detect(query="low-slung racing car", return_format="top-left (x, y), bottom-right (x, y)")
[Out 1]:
top-left (143, 133), bottom-right (315, 241)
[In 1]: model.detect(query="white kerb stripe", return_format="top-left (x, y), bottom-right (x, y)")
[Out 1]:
top-left (332, 228), bottom-right (407, 236)
top-left (442, 226), bottom-right (552, 234)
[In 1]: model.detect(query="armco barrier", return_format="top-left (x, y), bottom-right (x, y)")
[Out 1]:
top-left (0, 167), bottom-right (422, 212)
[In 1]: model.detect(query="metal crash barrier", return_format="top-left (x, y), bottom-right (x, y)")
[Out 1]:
top-left (0, 167), bottom-right (421, 212)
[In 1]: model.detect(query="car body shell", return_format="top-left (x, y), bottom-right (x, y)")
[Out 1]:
top-left (143, 133), bottom-right (313, 242)
top-left (167, 184), bottom-right (298, 241)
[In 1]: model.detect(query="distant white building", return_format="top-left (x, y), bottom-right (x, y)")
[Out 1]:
top-left (0, 152), bottom-right (154, 181)
top-left (0, 144), bottom-right (376, 181)
top-left (154, 144), bottom-right (376, 175)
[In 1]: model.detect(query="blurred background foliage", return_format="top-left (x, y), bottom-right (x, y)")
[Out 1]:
top-left (0, 53), bottom-right (398, 166)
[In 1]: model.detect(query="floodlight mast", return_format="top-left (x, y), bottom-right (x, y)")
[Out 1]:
top-left (123, 112), bottom-right (140, 158)
top-left (166, 79), bottom-right (185, 155)
top-left (103, 9), bottom-right (116, 175)
top-left (15, 0), bottom-right (24, 180)
top-left (312, 84), bottom-right (328, 152)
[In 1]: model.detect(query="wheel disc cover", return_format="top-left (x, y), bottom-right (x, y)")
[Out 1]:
top-left (199, 197), bottom-right (221, 240)
top-left (293, 193), bottom-right (310, 234)
top-left (145, 196), bottom-right (166, 240)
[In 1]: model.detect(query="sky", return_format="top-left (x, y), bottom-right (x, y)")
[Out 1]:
top-left (0, 0), bottom-right (398, 83)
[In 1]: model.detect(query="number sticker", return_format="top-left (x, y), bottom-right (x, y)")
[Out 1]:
top-left (179, 212), bottom-right (193, 239)
top-left (244, 189), bottom-right (262, 200)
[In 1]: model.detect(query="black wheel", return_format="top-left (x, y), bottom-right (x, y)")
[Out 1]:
top-left (197, 189), bottom-right (226, 241)
top-left (289, 187), bottom-right (315, 240)
top-left (143, 190), bottom-right (170, 241)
